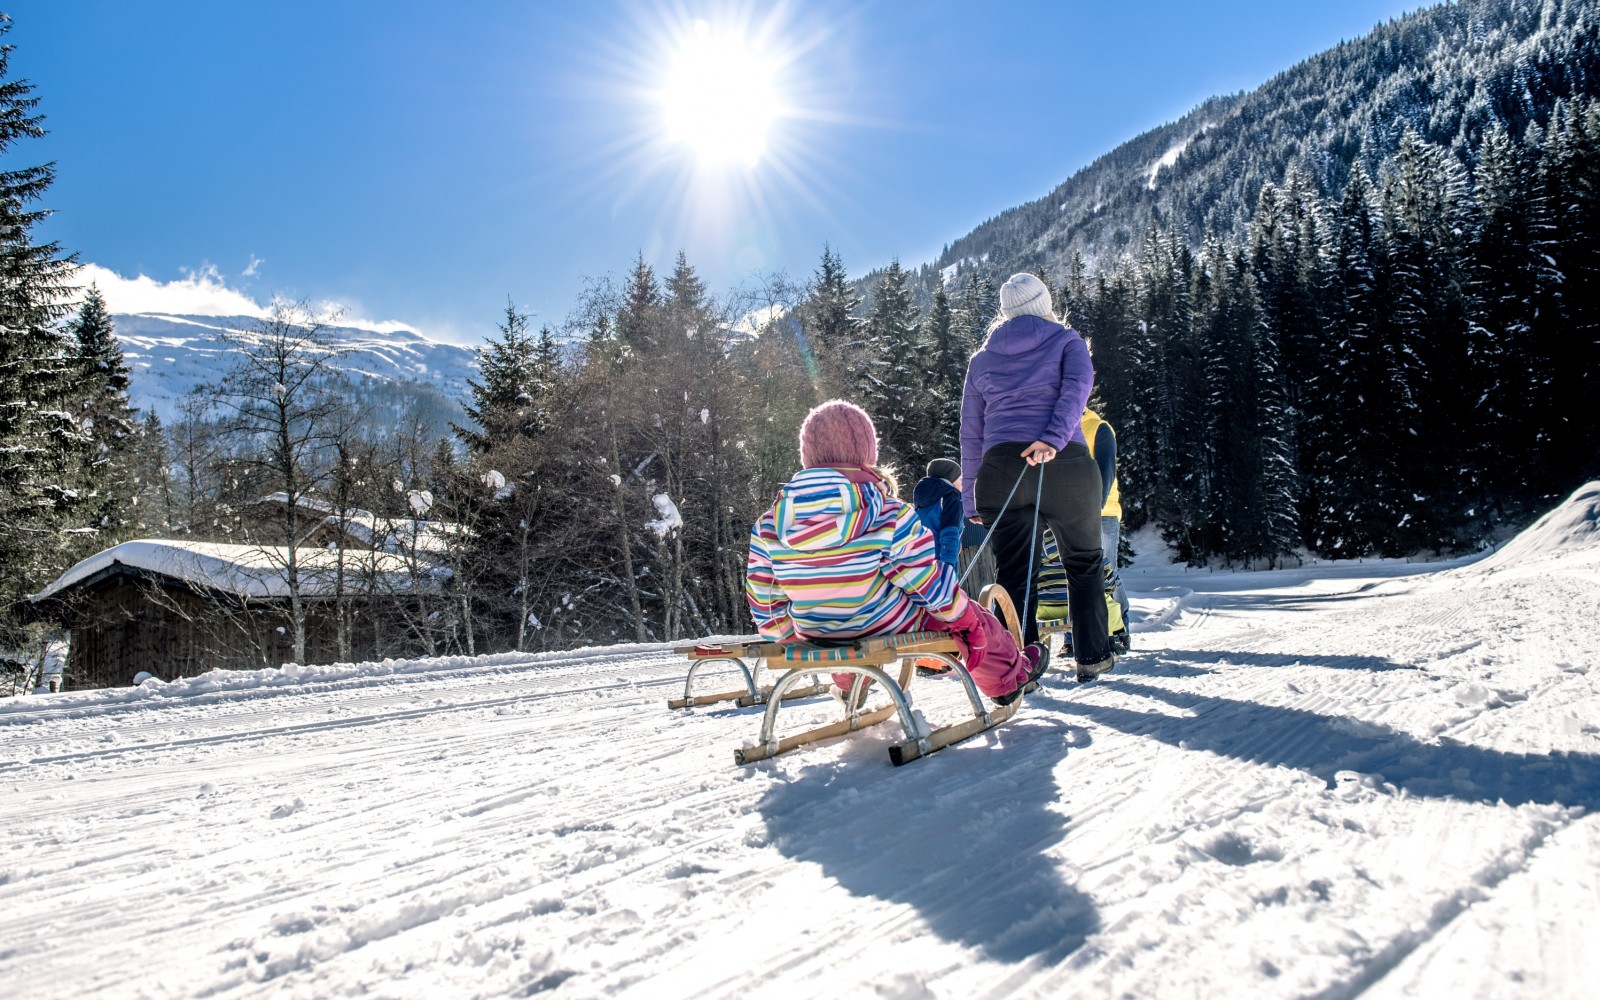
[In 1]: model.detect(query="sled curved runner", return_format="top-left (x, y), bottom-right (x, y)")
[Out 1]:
top-left (734, 585), bottom-right (1030, 767)
top-left (667, 639), bottom-right (828, 709)
top-left (978, 582), bottom-right (1023, 648)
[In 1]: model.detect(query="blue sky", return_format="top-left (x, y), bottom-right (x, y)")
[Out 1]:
top-left (12, 1), bottom-right (1423, 344)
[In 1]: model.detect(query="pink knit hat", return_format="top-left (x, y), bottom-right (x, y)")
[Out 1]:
top-left (799, 400), bottom-right (878, 468)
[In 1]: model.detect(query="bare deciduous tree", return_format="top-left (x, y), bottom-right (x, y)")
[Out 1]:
top-left (207, 303), bottom-right (349, 664)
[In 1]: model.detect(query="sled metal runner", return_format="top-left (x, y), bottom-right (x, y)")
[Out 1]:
top-left (667, 638), bottom-right (827, 709)
top-left (733, 583), bottom-right (1027, 767)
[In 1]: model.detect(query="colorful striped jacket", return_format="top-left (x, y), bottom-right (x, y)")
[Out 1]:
top-left (746, 467), bottom-right (971, 642)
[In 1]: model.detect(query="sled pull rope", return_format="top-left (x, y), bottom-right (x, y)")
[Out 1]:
top-left (957, 463), bottom-right (1030, 589)
top-left (1020, 469), bottom-right (1045, 630)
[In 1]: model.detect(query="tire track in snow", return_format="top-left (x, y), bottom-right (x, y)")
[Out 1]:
top-left (18, 672), bottom-right (682, 765)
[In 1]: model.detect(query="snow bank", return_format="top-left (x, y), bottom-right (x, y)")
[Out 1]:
top-left (1469, 481), bottom-right (1600, 574)
top-left (0, 641), bottom-right (682, 720)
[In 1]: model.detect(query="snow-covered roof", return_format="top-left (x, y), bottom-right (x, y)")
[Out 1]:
top-left (333, 511), bottom-right (464, 554)
top-left (28, 539), bottom-right (441, 604)
top-left (254, 492), bottom-right (462, 554)
top-left (252, 491), bottom-right (340, 515)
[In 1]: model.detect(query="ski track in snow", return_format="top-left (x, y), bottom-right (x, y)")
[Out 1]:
top-left (2, 534), bottom-right (1598, 997)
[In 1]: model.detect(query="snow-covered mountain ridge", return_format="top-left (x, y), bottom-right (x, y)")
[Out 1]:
top-left (864, 0), bottom-right (1598, 303)
top-left (113, 312), bottom-right (477, 424)
top-left (2, 483), bottom-right (1596, 997)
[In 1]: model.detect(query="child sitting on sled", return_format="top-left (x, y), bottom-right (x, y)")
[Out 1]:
top-left (746, 400), bottom-right (1047, 706)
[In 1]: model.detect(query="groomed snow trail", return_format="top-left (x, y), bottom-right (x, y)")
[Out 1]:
top-left (3, 490), bottom-right (1598, 999)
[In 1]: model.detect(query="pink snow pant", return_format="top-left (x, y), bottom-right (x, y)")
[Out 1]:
top-left (829, 605), bottom-right (1030, 700)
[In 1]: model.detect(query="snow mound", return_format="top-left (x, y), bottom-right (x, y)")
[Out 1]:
top-left (1474, 481), bottom-right (1600, 572)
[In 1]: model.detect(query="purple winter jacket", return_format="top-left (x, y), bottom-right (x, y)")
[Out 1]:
top-left (959, 315), bottom-right (1095, 518)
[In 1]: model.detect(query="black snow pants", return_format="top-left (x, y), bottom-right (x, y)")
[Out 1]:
top-left (974, 441), bottom-right (1110, 662)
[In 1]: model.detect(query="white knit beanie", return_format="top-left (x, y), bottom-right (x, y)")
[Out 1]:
top-left (998, 273), bottom-right (1055, 321)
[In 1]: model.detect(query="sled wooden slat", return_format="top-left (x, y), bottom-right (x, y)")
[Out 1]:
top-left (671, 638), bottom-right (766, 659)
top-left (760, 630), bottom-right (960, 665)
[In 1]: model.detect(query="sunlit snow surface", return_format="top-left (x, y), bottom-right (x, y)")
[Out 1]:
top-left (2, 486), bottom-right (1597, 998)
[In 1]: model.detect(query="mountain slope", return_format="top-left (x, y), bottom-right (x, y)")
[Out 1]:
top-left (881, 0), bottom-right (1599, 294)
top-left (114, 313), bottom-right (477, 429)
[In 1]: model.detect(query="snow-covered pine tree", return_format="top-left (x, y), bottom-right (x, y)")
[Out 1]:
top-left (1135, 227), bottom-right (1197, 550)
top-left (1536, 97), bottom-right (1600, 497)
top-left (1205, 240), bottom-right (1259, 562)
top-left (0, 18), bottom-right (84, 646)
top-left (859, 258), bottom-right (925, 474)
top-left (1322, 165), bottom-right (1401, 557)
top-left (1091, 273), bottom-right (1148, 530)
top-left (799, 243), bottom-right (861, 395)
top-left (921, 276), bottom-right (962, 462)
top-left (1165, 234), bottom-right (1227, 562)
top-left (458, 299), bottom-right (541, 454)
top-left (1381, 128), bottom-right (1474, 551)
top-left (64, 285), bottom-right (139, 557)
top-left (616, 253), bottom-right (661, 353)
top-left (1060, 250), bottom-right (1090, 328)
top-left (952, 272), bottom-right (985, 356)
top-left (1467, 122), bottom-right (1546, 520)
top-left (970, 270), bottom-right (998, 334)
top-left (1248, 175), bottom-right (1330, 553)
top-left (1249, 275), bottom-right (1301, 566)
top-left (455, 298), bottom-right (576, 651)
top-left (130, 410), bottom-right (173, 534)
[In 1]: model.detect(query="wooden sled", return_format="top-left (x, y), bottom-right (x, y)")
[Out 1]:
top-left (734, 584), bottom-right (1028, 768)
top-left (1037, 616), bottom-right (1073, 641)
top-left (667, 638), bottom-right (827, 709)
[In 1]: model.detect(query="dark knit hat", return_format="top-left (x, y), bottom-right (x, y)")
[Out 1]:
top-left (799, 399), bottom-right (878, 468)
top-left (926, 457), bottom-right (961, 483)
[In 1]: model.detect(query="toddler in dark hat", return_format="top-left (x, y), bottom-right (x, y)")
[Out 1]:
top-left (913, 457), bottom-right (965, 571)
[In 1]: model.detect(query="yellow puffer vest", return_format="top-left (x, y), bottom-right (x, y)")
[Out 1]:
top-left (1082, 409), bottom-right (1122, 520)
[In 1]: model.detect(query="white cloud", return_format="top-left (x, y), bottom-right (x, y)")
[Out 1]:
top-left (78, 262), bottom-right (267, 319)
top-left (72, 263), bottom-right (461, 342)
top-left (242, 254), bottom-right (264, 278)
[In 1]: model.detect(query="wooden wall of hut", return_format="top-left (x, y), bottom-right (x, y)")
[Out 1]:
top-left (60, 576), bottom-right (400, 690)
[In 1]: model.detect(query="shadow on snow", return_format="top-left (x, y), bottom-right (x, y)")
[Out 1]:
top-left (1039, 678), bottom-right (1600, 811)
top-left (754, 716), bottom-right (1101, 965)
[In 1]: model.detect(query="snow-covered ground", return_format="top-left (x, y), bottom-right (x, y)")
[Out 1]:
top-left (3, 486), bottom-right (1598, 999)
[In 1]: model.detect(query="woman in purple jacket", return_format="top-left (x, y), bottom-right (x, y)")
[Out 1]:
top-left (959, 273), bottom-right (1116, 680)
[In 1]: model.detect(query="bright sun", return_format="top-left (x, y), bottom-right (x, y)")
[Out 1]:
top-left (660, 21), bottom-right (779, 168)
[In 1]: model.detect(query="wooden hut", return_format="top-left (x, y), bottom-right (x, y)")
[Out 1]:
top-left (29, 540), bottom-right (436, 690)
